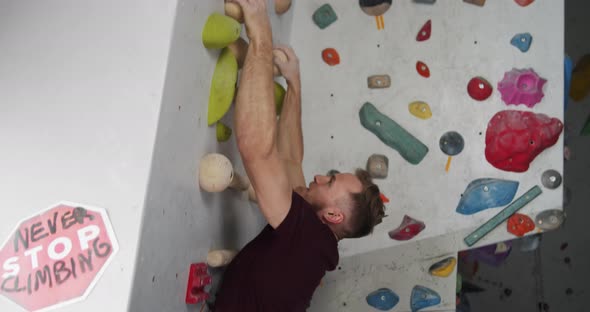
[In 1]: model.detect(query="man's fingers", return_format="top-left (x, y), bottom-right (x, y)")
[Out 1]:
top-left (273, 45), bottom-right (297, 60)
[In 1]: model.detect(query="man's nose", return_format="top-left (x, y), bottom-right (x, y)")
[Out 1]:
top-left (314, 175), bottom-right (327, 184)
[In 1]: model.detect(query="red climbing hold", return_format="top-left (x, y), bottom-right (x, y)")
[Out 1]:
top-left (467, 76), bottom-right (493, 101)
top-left (485, 110), bottom-right (563, 172)
top-left (507, 213), bottom-right (535, 236)
top-left (380, 193), bottom-right (390, 203)
top-left (416, 61), bottom-right (430, 78)
top-left (514, 0), bottom-right (534, 7)
top-left (416, 20), bottom-right (431, 42)
top-left (388, 215), bottom-right (425, 241)
top-left (322, 48), bottom-right (340, 66)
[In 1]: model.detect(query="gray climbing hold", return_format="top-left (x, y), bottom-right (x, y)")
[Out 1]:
top-left (367, 154), bottom-right (389, 179)
top-left (439, 131), bottom-right (464, 156)
top-left (535, 209), bottom-right (565, 230)
top-left (541, 169), bottom-right (562, 189)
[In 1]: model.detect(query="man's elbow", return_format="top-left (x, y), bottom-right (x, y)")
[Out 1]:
top-left (237, 134), bottom-right (275, 161)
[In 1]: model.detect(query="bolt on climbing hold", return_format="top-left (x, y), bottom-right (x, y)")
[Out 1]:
top-left (416, 20), bottom-right (431, 41)
top-left (541, 169), bottom-right (562, 189)
top-left (367, 154), bottom-right (389, 178)
top-left (322, 48), bottom-right (340, 66)
top-left (463, 0), bottom-right (486, 6)
top-left (313, 4), bottom-right (338, 29)
top-left (416, 61), bottom-right (430, 78)
top-left (467, 76), bottom-right (493, 101)
top-left (408, 101), bottom-right (432, 120)
top-left (511, 33), bottom-right (533, 52)
top-left (367, 75), bottom-right (391, 88)
top-left (507, 213), bottom-right (535, 237)
top-left (498, 68), bottom-right (547, 107)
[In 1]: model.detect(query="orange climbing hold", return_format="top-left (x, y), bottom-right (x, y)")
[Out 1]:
top-left (416, 61), bottom-right (430, 78)
top-left (322, 48), bottom-right (340, 66)
top-left (507, 213), bottom-right (535, 237)
top-left (380, 193), bottom-right (390, 203)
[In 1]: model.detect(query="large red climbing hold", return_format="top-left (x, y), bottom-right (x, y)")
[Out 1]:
top-left (322, 48), bottom-right (340, 66)
top-left (416, 61), bottom-right (430, 78)
top-left (388, 215), bottom-right (425, 241)
top-left (416, 20), bottom-right (431, 41)
top-left (485, 110), bottom-right (563, 172)
top-left (467, 76), bottom-right (493, 101)
top-left (507, 213), bottom-right (535, 236)
top-left (514, 0), bottom-right (534, 7)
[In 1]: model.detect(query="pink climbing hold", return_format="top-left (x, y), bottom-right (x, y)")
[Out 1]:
top-left (485, 110), bottom-right (563, 172)
top-left (388, 215), bottom-right (425, 241)
top-left (416, 20), bottom-right (431, 42)
top-left (497, 68), bottom-right (547, 108)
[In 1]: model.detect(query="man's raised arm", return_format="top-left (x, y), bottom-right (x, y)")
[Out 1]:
top-left (274, 46), bottom-right (306, 189)
top-left (233, 0), bottom-right (292, 229)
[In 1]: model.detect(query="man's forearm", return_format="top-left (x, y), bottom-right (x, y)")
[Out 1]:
top-left (277, 76), bottom-right (303, 163)
top-left (235, 37), bottom-right (277, 159)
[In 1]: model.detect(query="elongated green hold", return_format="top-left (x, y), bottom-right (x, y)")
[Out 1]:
top-left (274, 82), bottom-right (286, 115)
top-left (202, 13), bottom-right (241, 49)
top-left (359, 102), bottom-right (429, 164)
top-left (208, 48), bottom-right (238, 125)
top-left (216, 122), bottom-right (232, 142)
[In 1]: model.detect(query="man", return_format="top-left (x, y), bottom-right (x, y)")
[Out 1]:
top-left (214, 0), bottom-right (386, 310)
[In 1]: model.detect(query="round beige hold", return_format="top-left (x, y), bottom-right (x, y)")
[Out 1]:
top-left (199, 153), bottom-right (234, 192)
top-left (207, 249), bottom-right (238, 267)
top-left (272, 49), bottom-right (288, 76)
top-left (224, 1), bottom-right (244, 23)
top-left (275, 0), bottom-right (292, 15)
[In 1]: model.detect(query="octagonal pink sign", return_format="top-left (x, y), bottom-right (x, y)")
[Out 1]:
top-left (0, 202), bottom-right (118, 311)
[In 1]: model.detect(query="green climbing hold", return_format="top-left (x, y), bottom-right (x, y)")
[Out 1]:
top-left (202, 13), bottom-right (241, 49)
top-left (274, 82), bottom-right (286, 115)
top-left (216, 122), bottom-right (233, 142)
top-left (313, 4), bottom-right (338, 29)
top-left (359, 102), bottom-right (429, 165)
top-left (208, 48), bottom-right (238, 125)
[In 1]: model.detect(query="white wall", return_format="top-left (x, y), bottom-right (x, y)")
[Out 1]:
top-left (127, 1), bottom-right (288, 311)
top-left (0, 1), bottom-right (175, 311)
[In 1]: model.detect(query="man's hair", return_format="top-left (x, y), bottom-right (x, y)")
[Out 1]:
top-left (339, 169), bottom-right (386, 239)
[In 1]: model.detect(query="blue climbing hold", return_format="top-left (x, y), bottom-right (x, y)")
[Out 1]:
top-left (456, 178), bottom-right (519, 215)
top-left (510, 33), bottom-right (532, 52)
top-left (366, 288), bottom-right (399, 311)
top-left (411, 285), bottom-right (441, 312)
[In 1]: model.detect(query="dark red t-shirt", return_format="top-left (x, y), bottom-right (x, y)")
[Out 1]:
top-left (214, 191), bottom-right (339, 311)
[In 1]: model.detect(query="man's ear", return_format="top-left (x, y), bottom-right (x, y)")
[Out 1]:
top-left (323, 207), bottom-right (344, 224)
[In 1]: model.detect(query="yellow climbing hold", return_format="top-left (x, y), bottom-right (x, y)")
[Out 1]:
top-left (408, 101), bottom-right (432, 120)
top-left (216, 122), bottom-right (232, 142)
top-left (274, 82), bottom-right (286, 115)
top-left (429, 257), bottom-right (457, 278)
top-left (202, 13), bottom-right (241, 49)
top-left (208, 48), bottom-right (238, 126)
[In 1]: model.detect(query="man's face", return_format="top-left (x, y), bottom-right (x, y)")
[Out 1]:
top-left (303, 173), bottom-right (363, 220)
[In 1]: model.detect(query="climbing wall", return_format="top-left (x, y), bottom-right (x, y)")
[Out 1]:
top-left (290, 0), bottom-right (564, 257)
top-left (0, 0), bottom-right (565, 311)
